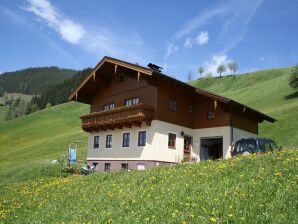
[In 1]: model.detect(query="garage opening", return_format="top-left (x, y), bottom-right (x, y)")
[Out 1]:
top-left (200, 137), bottom-right (223, 161)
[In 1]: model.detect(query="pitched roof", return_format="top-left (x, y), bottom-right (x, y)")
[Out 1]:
top-left (69, 56), bottom-right (276, 123)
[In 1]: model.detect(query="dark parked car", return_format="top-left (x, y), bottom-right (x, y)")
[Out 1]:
top-left (231, 137), bottom-right (280, 157)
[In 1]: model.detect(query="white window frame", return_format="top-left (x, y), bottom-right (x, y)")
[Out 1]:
top-left (137, 163), bottom-right (145, 171)
top-left (105, 133), bottom-right (113, 149)
top-left (167, 131), bottom-right (178, 149)
top-left (137, 129), bottom-right (147, 147)
top-left (121, 131), bottom-right (131, 148)
top-left (93, 135), bottom-right (100, 149)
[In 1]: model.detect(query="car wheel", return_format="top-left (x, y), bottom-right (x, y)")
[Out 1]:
top-left (242, 151), bottom-right (250, 156)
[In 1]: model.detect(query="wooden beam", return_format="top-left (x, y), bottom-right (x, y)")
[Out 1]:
top-left (131, 120), bottom-right (141, 127)
top-left (93, 72), bottom-right (96, 81)
top-left (115, 64), bottom-right (118, 74)
top-left (114, 124), bottom-right (123, 130)
top-left (106, 125), bottom-right (115, 130)
top-left (137, 71), bottom-right (140, 82)
top-left (214, 100), bottom-right (217, 110)
top-left (123, 123), bottom-right (131, 128)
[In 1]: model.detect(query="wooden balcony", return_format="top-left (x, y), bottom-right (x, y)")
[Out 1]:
top-left (80, 104), bottom-right (154, 132)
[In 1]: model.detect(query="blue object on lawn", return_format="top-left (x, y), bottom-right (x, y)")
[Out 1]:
top-left (69, 148), bottom-right (76, 163)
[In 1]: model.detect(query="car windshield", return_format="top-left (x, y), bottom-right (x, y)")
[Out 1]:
top-left (235, 140), bottom-right (256, 153)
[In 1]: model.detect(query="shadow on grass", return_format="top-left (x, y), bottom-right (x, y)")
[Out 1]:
top-left (284, 91), bottom-right (298, 100)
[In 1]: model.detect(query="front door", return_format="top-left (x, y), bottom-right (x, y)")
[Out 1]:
top-left (184, 136), bottom-right (192, 162)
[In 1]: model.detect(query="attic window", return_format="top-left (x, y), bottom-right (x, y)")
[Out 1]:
top-left (207, 110), bottom-right (215, 120)
top-left (169, 99), bottom-right (177, 112)
top-left (103, 103), bottom-right (115, 111)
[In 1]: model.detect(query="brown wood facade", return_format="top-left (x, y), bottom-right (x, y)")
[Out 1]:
top-left (69, 56), bottom-right (276, 133)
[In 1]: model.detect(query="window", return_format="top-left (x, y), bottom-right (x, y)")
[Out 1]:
top-left (93, 136), bottom-right (99, 148)
top-left (106, 134), bottom-right (112, 148)
top-left (137, 163), bottom-right (145, 171)
top-left (269, 140), bottom-right (278, 151)
top-left (104, 163), bottom-right (111, 173)
top-left (122, 133), bottom-right (130, 147)
top-left (103, 103), bottom-right (114, 111)
top-left (121, 163), bottom-right (128, 170)
top-left (168, 133), bottom-right (176, 149)
top-left (125, 97), bottom-right (139, 106)
top-left (235, 140), bottom-right (257, 153)
top-left (169, 99), bottom-right (177, 112)
top-left (258, 139), bottom-right (272, 152)
top-left (138, 131), bottom-right (147, 146)
top-left (207, 110), bottom-right (215, 120)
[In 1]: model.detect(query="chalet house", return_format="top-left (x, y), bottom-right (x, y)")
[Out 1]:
top-left (69, 56), bottom-right (276, 172)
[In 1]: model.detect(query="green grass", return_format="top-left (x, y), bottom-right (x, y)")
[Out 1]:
top-left (0, 149), bottom-right (297, 223)
top-left (190, 67), bottom-right (298, 147)
top-left (0, 102), bottom-right (89, 184)
top-left (0, 106), bottom-right (8, 122)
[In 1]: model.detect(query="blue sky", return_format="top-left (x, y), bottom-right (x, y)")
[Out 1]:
top-left (0, 0), bottom-right (297, 81)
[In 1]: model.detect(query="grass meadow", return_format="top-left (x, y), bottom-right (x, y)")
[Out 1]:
top-left (0, 149), bottom-right (297, 223)
top-left (0, 102), bottom-right (89, 184)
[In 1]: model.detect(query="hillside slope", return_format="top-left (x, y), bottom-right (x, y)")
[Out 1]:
top-left (0, 67), bottom-right (77, 94)
top-left (190, 67), bottom-right (298, 147)
top-left (0, 150), bottom-right (297, 223)
top-left (0, 102), bottom-right (88, 184)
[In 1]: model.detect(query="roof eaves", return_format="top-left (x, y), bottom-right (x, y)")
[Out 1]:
top-left (68, 56), bottom-right (153, 101)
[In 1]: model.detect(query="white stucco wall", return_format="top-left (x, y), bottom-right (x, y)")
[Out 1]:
top-left (87, 120), bottom-right (257, 163)
top-left (192, 126), bottom-right (231, 160)
top-left (232, 127), bottom-right (257, 143)
top-left (87, 120), bottom-right (192, 163)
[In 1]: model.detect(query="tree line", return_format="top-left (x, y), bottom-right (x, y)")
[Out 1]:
top-left (199, 61), bottom-right (238, 78)
top-left (3, 68), bottom-right (92, 120)
top-left (187, 61), bottom-right (239, 81)
top-left (0, 67), bottom-right (77, 95)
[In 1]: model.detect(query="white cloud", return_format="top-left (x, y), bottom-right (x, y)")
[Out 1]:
top-left (195, 31), bottom-right (209, 45)
top-left (175, 6), bottom-right (228, 39)
top-left (175, 0), bottom-right (263, 53)
top-left (166, 44), bottom-right (179, 57)
top-left (184, 31), bottom-right (209, 48)
top-left (164, 0), bottom-right (263, 75)
top-left (24, 0), bottom-right (85, 44)
top-left (204, 54), bottom-right (231, 75)
top-left (217, 0), bottom-right (263, 53)
top-left (0, 4), bottom-right (79, 66)
top-left (23, 0), bottom-right (147, 63)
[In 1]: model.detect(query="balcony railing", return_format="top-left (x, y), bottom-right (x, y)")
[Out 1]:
top-left (80, 104), bottom-right (154, 132)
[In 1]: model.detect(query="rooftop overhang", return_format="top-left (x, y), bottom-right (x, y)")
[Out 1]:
top-left (195, 88), bottom-right (276, 123)
top-left (68, 56), bottom-right (153, 104)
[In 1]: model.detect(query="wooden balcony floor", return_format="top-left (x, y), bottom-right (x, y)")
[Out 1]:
top-left (80, 104), bottom-right (154, 132)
